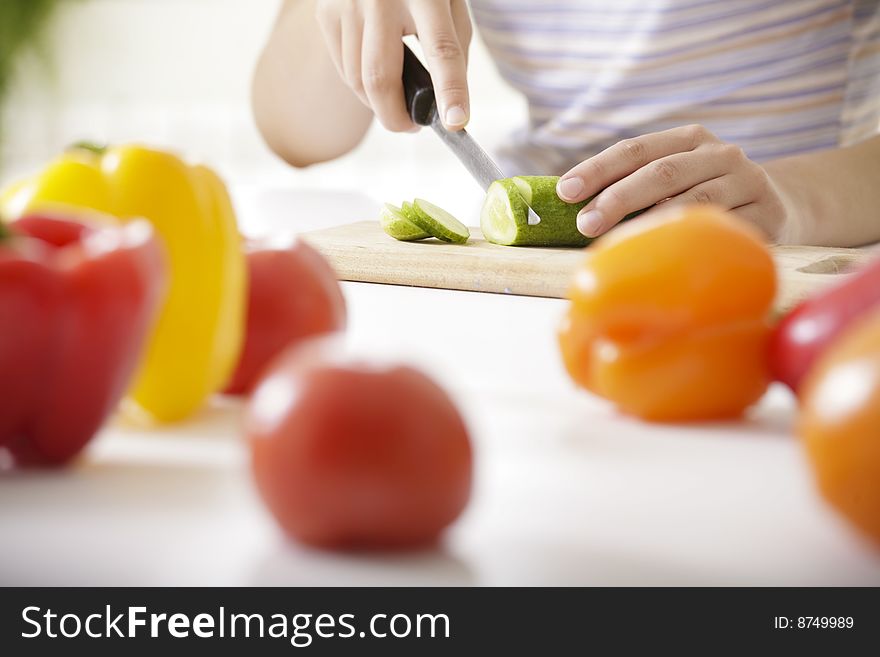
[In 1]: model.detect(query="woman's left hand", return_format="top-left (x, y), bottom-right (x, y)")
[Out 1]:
top-left (556, 124), bottom-right (790, 240)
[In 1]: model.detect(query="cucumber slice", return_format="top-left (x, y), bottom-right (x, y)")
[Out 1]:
top-left (481, 175), bottom-right (646, 247)
top-left (408, 198), bottom-right (470, 244)
top-left (511, 175), bottom-right (533, 203)
top-left (380, 203), bottom-right (430, 241)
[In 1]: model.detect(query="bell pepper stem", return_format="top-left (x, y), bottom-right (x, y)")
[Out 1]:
top-left (69, 141), bottom-right (109, 156)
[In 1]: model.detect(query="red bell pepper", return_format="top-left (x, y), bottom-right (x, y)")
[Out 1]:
top-left (770, 256), bottom-right (880, 394)
top-left (0, 213), bottom-right (165, 465)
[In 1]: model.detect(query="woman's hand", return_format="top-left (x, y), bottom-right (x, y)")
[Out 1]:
top-left (316, 0), bottom-right (473, 132)
top-left (556, 124), bottom-right (791, 241)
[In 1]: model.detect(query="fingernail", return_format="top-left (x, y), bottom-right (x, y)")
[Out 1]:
top-left (557, 176), bottom-right (584, 200)
top-left (578, 209), bottom-right (604, 237)
top-left (444, 105), bottom-right (467, 128)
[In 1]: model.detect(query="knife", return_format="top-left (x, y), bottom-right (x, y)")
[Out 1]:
top-left (402, 42), bottom-right (541, 226)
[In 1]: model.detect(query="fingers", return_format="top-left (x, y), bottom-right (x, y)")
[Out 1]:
top-left (557, 124), bottom-right (719, 203)
top-left (316, 0), bottom-right (470, 133)
top-left (575, 143), bottom-right (738, 237)
top-left (340, 8), bottom-right (368, 106)
top-left (450, 0), bottom-right (474, 66)
top-left (657, 174), bottom-right (754, 211)
top-left (362, 9), bottom-right (414, 131)
top-left (412, 0), bottom-right (470, 130)
top-left (316, 1), bottom-right (345, 80)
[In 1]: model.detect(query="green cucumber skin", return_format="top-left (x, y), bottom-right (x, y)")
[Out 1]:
top-left (502, 176), bottom-right (590, 247)
top-left (400, 201), bottom-right (418, 222)
top-left (380, 203), bottom-right (430, 241)
top-left (409, 198), bottom-right (469, 244)
top-left (481, 175), bottom-right (646, 247)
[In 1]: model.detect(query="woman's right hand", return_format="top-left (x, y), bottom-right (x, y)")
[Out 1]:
top-left (316, 0), bottom-right (473, 132)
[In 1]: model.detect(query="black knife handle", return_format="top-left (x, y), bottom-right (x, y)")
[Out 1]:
top-left (402, 43), bottom-right (436, 126)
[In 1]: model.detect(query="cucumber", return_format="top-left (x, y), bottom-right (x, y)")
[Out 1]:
top-left (408, 198), bottom-right (470, 244)
top-left (400, 200), bottom-right (416, 220)
top-left (481, 175), bottom-right (646, 247)
top-left (482, 176), bottom-right (588, 247)
top-left (380, 203), bottom-right (430, 241)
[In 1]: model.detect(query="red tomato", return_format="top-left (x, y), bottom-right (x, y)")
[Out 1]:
top-left (245, 337), bottom-right (473, 549)
top-left (770, 256), bottom-right (880, 394)
top-left (224, 239), bottom-right (346, 395)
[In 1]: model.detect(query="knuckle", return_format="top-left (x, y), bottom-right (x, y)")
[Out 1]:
top-left (752, 167), bottom-right (773, 196)
top-left (427, 33), bottom-right (464, 61)
top-left (691, 188), bottom-right (713, 204)
top-left (618, 139), bottom-right (648, 166)
top-left (719, 143), bottom-right (746, 164)
top-left (583, 157), bottom-right (605, 182)
top-left (598, 186), bottom-right (626, 213)
top-left (436, 80), bottom-right (468, 99)
top-left (362, 68), bottom-right (393, 94)
top-left (652, 159), bottom-right (679, 185)
top-left (683, 123), bottom-right (710, 148)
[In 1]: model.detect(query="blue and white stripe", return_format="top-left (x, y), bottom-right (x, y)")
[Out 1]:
top-left (470, 0), bottom-right (880, 175)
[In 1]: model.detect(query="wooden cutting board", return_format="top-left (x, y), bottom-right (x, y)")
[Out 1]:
top-left (303, 221), bottom-right (876, 311)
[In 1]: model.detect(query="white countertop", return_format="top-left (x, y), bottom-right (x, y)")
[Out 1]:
top-left (2, 185), bottom-right (879, 587)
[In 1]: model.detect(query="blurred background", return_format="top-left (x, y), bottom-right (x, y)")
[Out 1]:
top-left (0, 0), bottom-right (527, 229)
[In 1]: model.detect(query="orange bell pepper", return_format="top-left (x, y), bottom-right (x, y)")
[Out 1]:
top-left (798, 310), bottom-right (880, 548)
top-left (558, 205), bottom-right (776, 421)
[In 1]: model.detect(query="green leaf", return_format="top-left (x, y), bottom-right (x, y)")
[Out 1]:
top-left (0, 0), bottom-right (69, 155)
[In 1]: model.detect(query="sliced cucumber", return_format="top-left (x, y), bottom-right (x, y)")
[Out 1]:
top-left (380, 203), bottom-right (430, 241)
top-left (481, 175), bottom-right (646, 247)
top-left (400, 200), bottom-right (417, 221)
top-left (510, 175), bottom-right (534, 203)
top-left (408, 198), bottom-right (470, 244)
top-left (481, 176), bottom-right (588, 247)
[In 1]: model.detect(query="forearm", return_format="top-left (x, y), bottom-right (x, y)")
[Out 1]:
top-left (765, 135), bottom-right (880, 247)
top-left (252, 0), bottom-right (373, 167)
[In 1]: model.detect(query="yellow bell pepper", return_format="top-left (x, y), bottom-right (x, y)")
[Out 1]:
top-left (1, 144), bottom-right (247, 422)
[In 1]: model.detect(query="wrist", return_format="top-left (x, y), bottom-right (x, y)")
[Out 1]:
top-left (763, 160), bottom-right (812, 245)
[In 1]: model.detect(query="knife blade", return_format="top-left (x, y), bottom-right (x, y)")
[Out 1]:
top-left (402, 42), bottom-right (541, 226)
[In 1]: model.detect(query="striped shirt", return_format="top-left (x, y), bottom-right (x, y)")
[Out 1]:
top-left (470, 0), bottom-right (880, 175)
